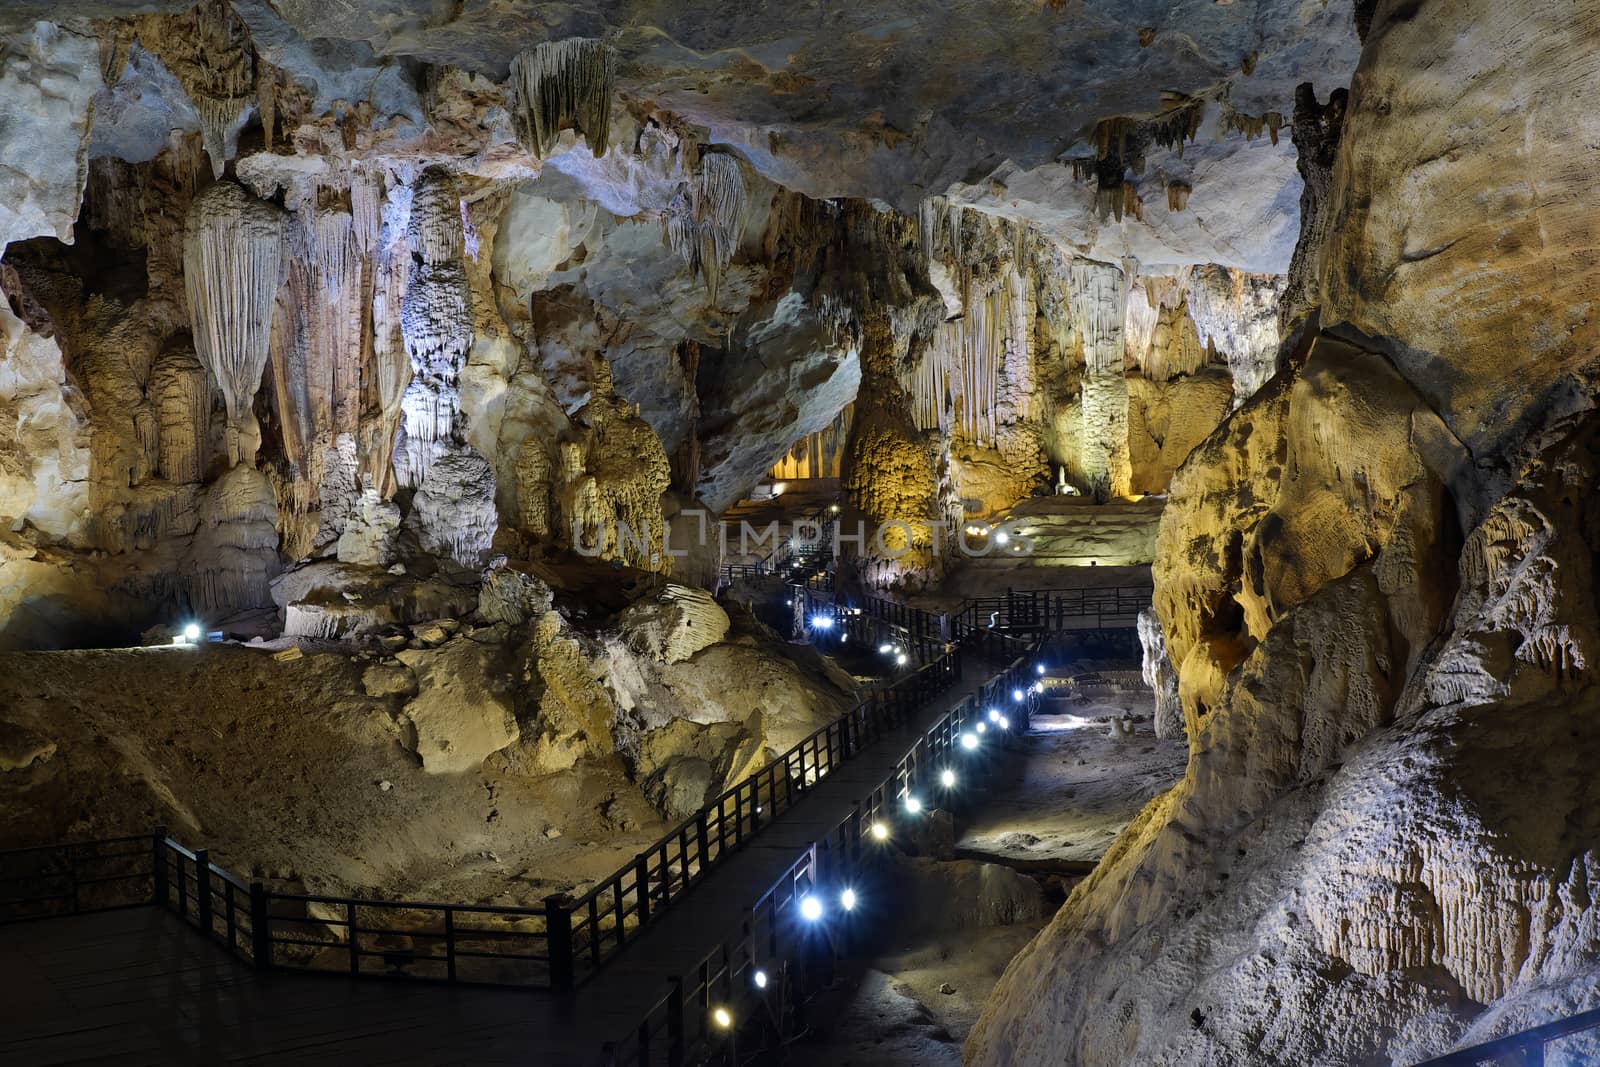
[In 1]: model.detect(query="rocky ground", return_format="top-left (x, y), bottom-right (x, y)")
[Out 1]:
top-left (959, 685), bottom-right (1188, 870)
top-left (0, 576), bottom-right (855, 906)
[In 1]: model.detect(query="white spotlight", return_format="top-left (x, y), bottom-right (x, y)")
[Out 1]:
top-left (183, 623), bottom-right (201, 641)
top-left (976, 722), bottom-right (988, 734)
top-left (896, 653), bottom-right (908, 665)
top-left (904, 795), bottom-right (923, 814)
top-left (800, 895), bottom-right (824, 921)
top-left (1032, 682), bottom-right (1043, 694)
top-left (940, 768), bottom-right (956, 788)
top-left (870, 822), bottom-right (889, 841)
top-left (999, 716), bottom-right (1011, 731)
top-left (960, 732), bottom-right (979, 751)
top-left (1035, 663), bottom-right (1046, 675)
top-left (987, 708), bottom-right (1001, 723)
top-left (753, 969), bottom-right (769, 990)
top-left (811, 615), bottom-right (834, 629)
top-left (840, 888), bottom-right (857, 912)
top-left (996, 531), bottom-right (1010, 545)
top-left (878, 643), bottom-right (892, 654)
top-left (1012, 689), bottom-right (1024, 702)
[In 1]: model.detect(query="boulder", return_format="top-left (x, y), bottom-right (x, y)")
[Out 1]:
top-left (396, 639), bottom-right (517, 774)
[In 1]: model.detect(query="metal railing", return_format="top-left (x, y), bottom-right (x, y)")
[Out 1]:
top-left (604, 644), bottom-right (1043, 1066)
top-left (951, 584), bottom-right (1152, 637)
top-left (555, 641), bottom-right (962, 988)
top-left (1419, 1009), bottom-right (1600, 1066)
top-left (717, 508), bottom-right (838, 586)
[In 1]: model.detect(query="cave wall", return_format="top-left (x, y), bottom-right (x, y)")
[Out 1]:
top-left (968, 1), bottom-right (1600, 1063)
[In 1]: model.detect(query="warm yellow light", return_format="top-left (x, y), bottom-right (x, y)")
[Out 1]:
top-left (713, 1007), bottom-right (733, 1029)
top-left (870, 821), bottom-right (889, 841)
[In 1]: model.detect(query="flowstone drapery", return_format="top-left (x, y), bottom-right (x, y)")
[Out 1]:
top-left (182, 181), bottom-right (285, 469)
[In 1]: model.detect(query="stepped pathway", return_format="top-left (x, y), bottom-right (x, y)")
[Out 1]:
top-left (0, 650), bottom-right (1013, 1066)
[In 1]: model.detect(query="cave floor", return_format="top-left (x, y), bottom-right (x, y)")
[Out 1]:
top-left (957, 689), bottom-right (1187, 869)
top-left (797, 681), bottom-right (1187, 1064)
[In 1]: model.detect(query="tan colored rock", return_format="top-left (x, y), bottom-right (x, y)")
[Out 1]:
top-left (396, 638), bottom-right (518, 774)
top-left (361, 662), bottom-right (416, 699)
top-left (618, 584), bottom-right (730, 664)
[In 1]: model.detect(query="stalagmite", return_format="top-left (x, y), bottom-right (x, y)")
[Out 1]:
top-left (1071, 258), bottom-right (1132, 502)
top-left (397, 170), bottom-right (472, 489)
top-left (181, 181), bottom-right (286, 469)
top-left (184, 464), bottom-right (280, 615)
top-left (507, 38), bottom-right (616, 159)
top-left (1137, 608), bottom-right (1184, 740)
top-left (148, 345), bottom-right (208, 484)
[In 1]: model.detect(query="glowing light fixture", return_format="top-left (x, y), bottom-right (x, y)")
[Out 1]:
top-left (183, 623), bottom-right (201, 641)
top-left (713, 1006), bottom-right (733, 1029)
top-left (840, 888), bottom-right (857, 911)
top-left (995, 530), bottom-right (1010, 545)
top-left (987, 708), bottom-right (1001, 722)
top-left (999, 716), bottom-right (1011, 731)
top-left (829, 504), bottom-right (840, 514)
top-left (1032, 682), bottom-right (1043, 694)
top-left (960, 732), bottom-right (979, 751)
top-left (1035, 664), bottom-right (1046, 676)
top-left (904, 795), bottom-right (923, 814)
top-left (800, 895), bottom-right (824, 921)
top-left (1012, 689), bottom-right (1024, 702)
top-left (896, 653), bottom-right (909, 666)
top-left (811, 615), bottom-right (834, 629)
top-left (976, 722), bottom-right (988, 734)
top-left (940, 768), bottom-right (956, 788)
top-left (869, 822), bottom-right (889, 841)
top-left (878, 643), bottom-right (892, 654)
top-left (753, 969), bottom-right (769, 990)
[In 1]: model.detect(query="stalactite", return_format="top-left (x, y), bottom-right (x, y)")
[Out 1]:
top-left (257, 61), bottom-right (277, 149)
top-left (149, 345), bottom-right (208, 484)
top-left (140, 0), bottom-right (256, 179)
top-left (770, 404), bottom-right (854, 480)
top-left (664, 152), bottom-right (748, 299)
top-left (507, 38), bottom-right (616, 159)
top-left (1166, 180), bottom-right (1192, 212)
top-left (182, 180), bottom-right (286, 468)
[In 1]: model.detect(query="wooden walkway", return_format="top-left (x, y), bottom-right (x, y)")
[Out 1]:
top-left (0, 657), bottom-right (1008, 1066)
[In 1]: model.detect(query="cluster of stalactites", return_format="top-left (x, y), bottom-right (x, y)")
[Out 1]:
top-left (508, 38), bottom-right (616, 159)
top-left (134, 0), bottom-right (256, 178)
top-left (664, 152), bottom-right (748, 299)
top-left (182, 181), bottom-right (286, 468)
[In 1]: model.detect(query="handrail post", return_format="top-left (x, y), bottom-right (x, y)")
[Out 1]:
top-left (151, 825), bottom-right (168, 908)
top-left (249, 881), bottom-right (272, 969)
top-left (194, 848), bottom-right (212, 937)
top-left (666, 975), bottom-right (686, 1067)
top-left (545, 894), bottom-right (575, 991)
top-left (635, 853), bottom-right (652, 926)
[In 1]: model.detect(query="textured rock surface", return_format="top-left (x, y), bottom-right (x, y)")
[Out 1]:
top-left (396, 638), bottom-right (518, 774)
top-left (967, 3), bottom-right (1600, 1064)
top-left (0, 24), bottom-right (101, 255)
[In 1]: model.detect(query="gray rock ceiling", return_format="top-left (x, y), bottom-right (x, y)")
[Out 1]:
top-left (19, 0), bottom-right (1359, 271)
